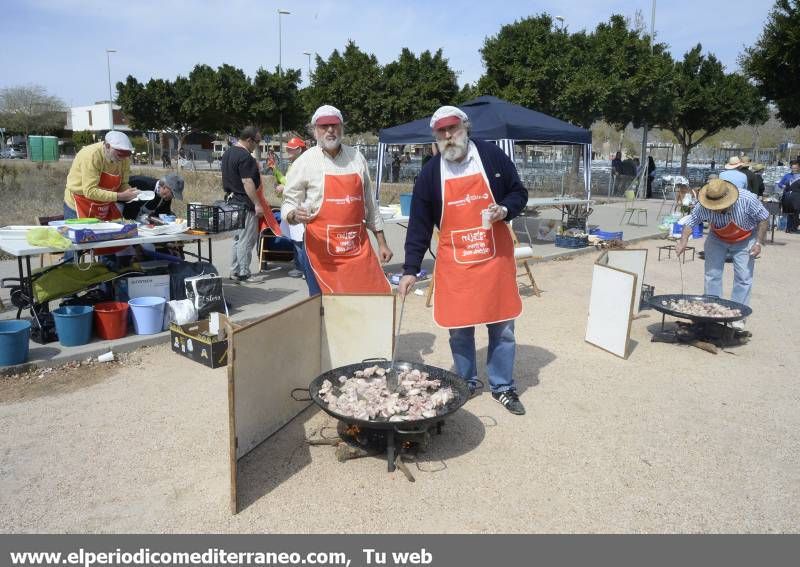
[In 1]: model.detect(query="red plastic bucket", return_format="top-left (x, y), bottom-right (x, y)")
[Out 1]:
top-left (93, 301), bottom-right (129, 340)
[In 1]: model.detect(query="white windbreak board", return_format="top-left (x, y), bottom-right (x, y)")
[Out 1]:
top-left (585, 264), bottom-right (636, 358)
top-left (321, 294), bottom-right (395, 370)
top-left (607, 249), bottom-right (648, 315)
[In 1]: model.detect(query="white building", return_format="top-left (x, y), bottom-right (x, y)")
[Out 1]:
top-left (66, 101), bottom-right (131, 133)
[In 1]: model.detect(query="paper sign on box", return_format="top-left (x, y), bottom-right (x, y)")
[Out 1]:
top-left (127, 275), bottom-right (171, 302)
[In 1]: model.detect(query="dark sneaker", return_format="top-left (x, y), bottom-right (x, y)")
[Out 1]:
top-left (492, 390), bottom-right (525, 415)
top-left (287, 269), bottom-right (304, 278)
top-left (466, 378), bottom-right (485, 399)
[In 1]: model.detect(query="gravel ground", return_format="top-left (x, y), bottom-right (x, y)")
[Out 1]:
top-left (1, 235), bottom-right (798, 533)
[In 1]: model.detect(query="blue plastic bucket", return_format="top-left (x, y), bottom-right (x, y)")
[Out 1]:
top-left (0, 320), bottom-right (32, 366)
top-left (128, 297), bottom-right (166, 335)
top-left (399, 193), bottom-right (412, 217)
top-left (691, 223), bottom-right (703, 239)
top-left (52, 305), bottom-right (94, 347)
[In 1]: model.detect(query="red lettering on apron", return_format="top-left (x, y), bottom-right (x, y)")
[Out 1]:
top-left (304, 173), bottom-right (390, 294)
top-left (434, 170), bottom-right (521, 328)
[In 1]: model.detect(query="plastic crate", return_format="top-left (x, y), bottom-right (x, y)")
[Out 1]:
top-left (554, 234), bottom-right (589, 248)
top-left (187, 202), bottom-right (246, 233)
top-left (589, 228), bottom-right (624, 241)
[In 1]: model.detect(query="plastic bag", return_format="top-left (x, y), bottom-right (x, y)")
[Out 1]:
top-left (26, 227), bottom-right (72, 250)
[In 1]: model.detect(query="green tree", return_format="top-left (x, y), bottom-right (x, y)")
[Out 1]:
top-left (741, 0), bottom-right (800, 126)
top-left (478, 14), bottom-right (671, 130)
top-left (0, 84), bottom-right (66, 137)
top-left (72, 130), bottom-right (94, 150)
top-left (251, 66), bottom-right (305, 135)
top-left (305, 41), bottom-right (385, 133)
top-left (655, 45), bottom-right (769, 174)
top-left (382, 48), bottom-right (459, 125)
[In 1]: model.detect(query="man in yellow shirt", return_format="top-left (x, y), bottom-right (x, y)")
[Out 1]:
top-left (63, 131), bottom-right (140, 220)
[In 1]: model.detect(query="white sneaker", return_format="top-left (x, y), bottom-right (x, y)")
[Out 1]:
top-left (730, 320), bottom-right (745, 330)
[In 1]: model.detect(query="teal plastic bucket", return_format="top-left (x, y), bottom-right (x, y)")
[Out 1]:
top-left (128, 297), bottom-right (166, 335)
top-left (0, 320), bottom-right (32, 366)
top-left (52, 305), bottom-right (94, 347)
top-left (399, 193), bottom-right (412, 217)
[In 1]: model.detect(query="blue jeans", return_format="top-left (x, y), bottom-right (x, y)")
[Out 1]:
top-left (448, 320), bottom-right (516, 393)
top-left (704, 234), bottom-right (756, 306)
top-left (62, 203), bottom-right (77, 262)
top-left (294, 239), bottom-right (320, 296)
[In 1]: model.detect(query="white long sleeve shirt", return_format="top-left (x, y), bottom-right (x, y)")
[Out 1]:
top-left (281, 144), bottom-right (384, 232)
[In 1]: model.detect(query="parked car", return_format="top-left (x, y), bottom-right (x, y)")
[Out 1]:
top-left (1, 147), bottom-right (25, 159)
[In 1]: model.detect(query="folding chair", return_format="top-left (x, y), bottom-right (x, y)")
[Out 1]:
top-left (620, 190), bottom-right (648, 225)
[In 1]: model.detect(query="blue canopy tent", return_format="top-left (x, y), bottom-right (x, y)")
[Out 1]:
top-left (376, 95), bottom-right (593, 200)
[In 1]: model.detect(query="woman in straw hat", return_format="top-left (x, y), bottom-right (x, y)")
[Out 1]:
top-left (676, 178), bottom-right (770, 327)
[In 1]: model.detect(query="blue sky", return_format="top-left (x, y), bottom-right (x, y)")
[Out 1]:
top-left (1, 0), bottom-right (774, 108)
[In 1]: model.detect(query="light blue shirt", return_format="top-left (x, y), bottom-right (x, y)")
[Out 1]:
top-left (719, 169), bottom-right (748, 191)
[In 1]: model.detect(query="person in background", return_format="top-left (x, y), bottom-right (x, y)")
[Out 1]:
top-left (123, 173), bottom-right (184, 221)
top-left (740, 156), bottom-right (757, 193)
top-left (646, 156), bottom-right (657, 199)
top-left (751, 163), bottom-right (766, 198)
top-left (222, 126), bottom-right (266, 283)
top-left (161, 148), bottom-right (171, 168)
top-left (282, 105), bottom-right (392, 296)
top-left (776, 160), bottom-right (800, 233)
top-left (398, 106), bottom-right (528, 415)
top-left (676, 178), bottom-right (769, 329)
top-left (274, 137), bottom-right (308, 279)
top-left (710, 158), bottom-right (716, 170)
top-left (719, 156), bottom-right (748, 193)
top-left (611, 151), bottom-right (624, 194)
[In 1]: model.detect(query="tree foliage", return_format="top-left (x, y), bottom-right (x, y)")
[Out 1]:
top-left (477, 14), bottom-right (670, 129)
top-left (117, 64), bottom-right (304, 146)
top-left (654, 45), bottom-right (768, 173)
top-left (0, 84), bottom-right (66, 136)
top-left (304, 41), bottom-right (385, 133)
top-left (382, 48), bottom-right (459, 125)
top-left (741, 0), bottom-right (800, 126)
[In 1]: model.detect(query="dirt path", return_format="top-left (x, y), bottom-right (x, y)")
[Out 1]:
top-left (1, 236), bottom-right (798, 533)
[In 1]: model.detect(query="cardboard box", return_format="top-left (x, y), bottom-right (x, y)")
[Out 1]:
top-left (127, 275), bottom-right (171, 301)
top-left (170, 315), bottom-right (229, 368)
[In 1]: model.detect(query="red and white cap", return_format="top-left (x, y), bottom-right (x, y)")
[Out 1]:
top-left (104, 130), bottom-right (134, 155)
top-left (311, 105), bottom-right (344, 126)
top-left (286, 137), bottom-right (307, 150)
top-left (430, 105), bottom-right (468, 130)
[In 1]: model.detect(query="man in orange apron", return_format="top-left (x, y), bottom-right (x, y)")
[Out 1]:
top-left (282, 105), bottom-right (392, 295)
top-left (398, 106), bottom-right (528, 415)
top-left (676, 178), bottom-right (769, 329)
top-left (63, 131), bottom-right (140, 260)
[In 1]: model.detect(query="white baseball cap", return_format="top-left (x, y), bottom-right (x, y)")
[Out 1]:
top-left (104, 130), bottom-right (134, 154)
top-left (430, 106), bottom-right (468, 130)
top-left (311, 105), bottom-right (344, 126)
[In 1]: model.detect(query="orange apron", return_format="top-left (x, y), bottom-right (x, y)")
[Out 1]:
top-left (255, 185), bottom-right (283, 236)
top-left (304, 173), bottom-right (390, 294)
top-left (711, 221), bottom-right (752, 243)
top-left (72, 171), bottom-right (126, 254)
top-left (433, 169), bottom-right (521, 328)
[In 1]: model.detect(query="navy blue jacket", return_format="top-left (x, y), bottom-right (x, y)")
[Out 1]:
top-left (402, 138), bottom-right (528, 275)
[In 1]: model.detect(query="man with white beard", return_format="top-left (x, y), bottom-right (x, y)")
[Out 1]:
top-left (282, 105), bottom-right (393, 295)
top-left (398, 106), bottom-right (529, 415)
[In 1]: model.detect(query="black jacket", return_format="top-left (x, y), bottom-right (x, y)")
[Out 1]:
top-left (123, 175), bottom-right (174, 220)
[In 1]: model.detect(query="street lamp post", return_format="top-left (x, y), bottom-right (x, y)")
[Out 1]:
top-left (639, 0), bottom-right (656, 196)
top-left (105, 49), bottom-right (117, 132)
top-left (278, 9), bottom-right (291, 163)
top-left (303, 51), bottom-right (312, 84)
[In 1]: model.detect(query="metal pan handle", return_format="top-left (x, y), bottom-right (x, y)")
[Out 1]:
top-left (290, 388), bottom-right (312, 402)
top-left (361, 357), bottom-right (389, 363)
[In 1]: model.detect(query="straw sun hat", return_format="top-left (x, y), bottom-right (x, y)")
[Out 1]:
top-left (724, 156), bottom-right (743, 169)
top-left (698, 178), bottom-right (739, 211)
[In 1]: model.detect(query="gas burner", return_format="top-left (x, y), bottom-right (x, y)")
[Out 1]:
top-left (651, 321), bottom-right (751, 354)
top-left (306, 421), bottom-right (445, 481)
